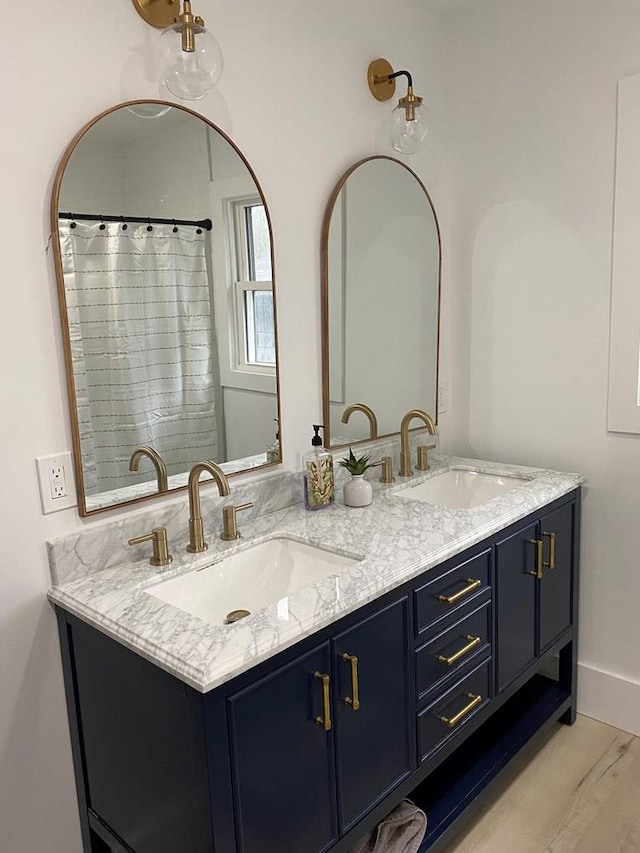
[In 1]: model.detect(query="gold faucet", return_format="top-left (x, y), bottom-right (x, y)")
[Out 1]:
top-left (221, 502), bottom-right (254, 541)
top-left (128, 527), bottom-right (173, 567)
top-left (187, 461), bottom-right (230, 553)
top-left (399, 409), bottom-right (436, 477)
top-left (341, 403), bottom-right (378, 439)
top-left (416, 443), bottom-right (437, 471)
top-left (371, 456), bottom-right (395, 483)
top-left (129, 446), bottom-right (169, 493)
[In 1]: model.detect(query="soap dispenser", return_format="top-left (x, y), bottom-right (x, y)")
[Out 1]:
top-left (303, 425), bottom-right (334, 510)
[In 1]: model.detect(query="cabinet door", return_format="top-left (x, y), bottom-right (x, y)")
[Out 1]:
top-left (333, 598), bottom-right (412, 832)
top-left (496, 521), bottom-right (538, 692)
top-left (539, 502), bottom-right (575, 652)
top-left (228, 644), bottom-right (337, 853)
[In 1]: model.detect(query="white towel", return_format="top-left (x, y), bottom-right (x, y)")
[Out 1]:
top-left (349, 799), bottom-right (427, 853)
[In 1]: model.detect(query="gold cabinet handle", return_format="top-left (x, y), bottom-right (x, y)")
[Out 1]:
top-left (527, 539), bottom-right (543, 579)
top-left (437, 635), bottom-right (482, 667)
top-left (341, 653), bottom-right (360, 711)
top-left (314, 672), bottom-right (332, 731)
top-left (438, 692), bottom-right (483, 728)
top-left (543, 531), bottom-right (556, 569)
top-left (437, 578), bottom-right (482, 605)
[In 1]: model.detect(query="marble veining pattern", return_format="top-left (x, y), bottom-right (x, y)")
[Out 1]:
top-left (48, 471), bottom-right (303, 585)
top-left (47, 454), bottom-right (583, 693)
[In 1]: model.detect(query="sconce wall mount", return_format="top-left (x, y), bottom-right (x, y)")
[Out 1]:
top-left (132, 0), bottom-right (181, 29)
top-left (367, 57), bottom-right (429, 155)
top-left (367, 58), bottom-right (397, 102)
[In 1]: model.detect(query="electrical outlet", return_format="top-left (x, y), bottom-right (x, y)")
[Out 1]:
top-left (49, 463), bottom-right (67, 498)
top-left (36, 453), bottom-right (77, 514)
top-left (437, 382), bottom-right (448, 415)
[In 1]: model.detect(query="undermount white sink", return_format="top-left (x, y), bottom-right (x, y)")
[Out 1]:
top-left (144, 536), bottom-right (362, 625)
top-left (393, 468), bottom-right (529, 509)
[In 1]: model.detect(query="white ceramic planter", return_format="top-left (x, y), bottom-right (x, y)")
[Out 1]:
top-left (343, 474), bottom-right (373, 507)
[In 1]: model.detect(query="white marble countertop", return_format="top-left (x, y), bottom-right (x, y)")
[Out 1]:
top-left (47, 456), bottom-right (584, 693)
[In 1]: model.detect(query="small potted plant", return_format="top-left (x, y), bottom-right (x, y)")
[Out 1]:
top-left (339, 448), bottom-right (374, 507)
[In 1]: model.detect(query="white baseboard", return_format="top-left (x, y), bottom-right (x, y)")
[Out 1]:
top-left (578, 662), bottom-right (640, 736)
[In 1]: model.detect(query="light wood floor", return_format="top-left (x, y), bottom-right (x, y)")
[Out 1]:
top-left (438, 715), bottom-right (640, 853)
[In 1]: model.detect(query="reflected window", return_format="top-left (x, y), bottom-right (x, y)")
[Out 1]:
top-left (231, 199), bottom-right (275, 370)
top-left (245, 203), bottom-right (272, 281)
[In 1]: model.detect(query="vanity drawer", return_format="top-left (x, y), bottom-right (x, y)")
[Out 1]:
top-left (417, 660), bottom-right (491, 763)
top-left (415, 602), bottom-right (491, 702)
top-left (414, 548), bottom-right (491, 637)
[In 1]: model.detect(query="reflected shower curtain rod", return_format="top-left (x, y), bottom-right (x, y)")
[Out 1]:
top-left (58, 212), bottom-right (213, 230)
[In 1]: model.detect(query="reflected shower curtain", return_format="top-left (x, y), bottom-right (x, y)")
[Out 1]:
top-left (60, 220), bottom-right (224, 495)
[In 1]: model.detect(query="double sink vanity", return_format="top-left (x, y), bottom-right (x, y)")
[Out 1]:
top-left (46, 96), bottom-right (583, 853)
top-left (49, 453), bottom-right (582, 853)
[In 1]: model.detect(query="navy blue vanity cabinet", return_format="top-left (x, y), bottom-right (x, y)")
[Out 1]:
top-left (226, 597), bottom-right (413, 853)
top-left (414, 548), bottom-right (491, 640)
top-left (227, 644), bottom-right (338, 853)
top-left (332, 598), bottom-right (413, 832)
top-left (415, 601), bottom-right (492, 705)
top-left (538, 501), bottom-right (575, 653)
top-left (495, 519), bottom-right (539, 692)
top-left (411, 492), bottom-right (580, 853)
top-left (496, 497), bottom-right (577, 693)
top-left (413, 548), bottom-right (493, 768)
top-left (55, 488), bottom-right (581, 853)
top-left (56, 613), bottom-right (222, 853)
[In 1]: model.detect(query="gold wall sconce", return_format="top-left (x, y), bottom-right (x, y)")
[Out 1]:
top-left (367, 58), bottom-right (430, 155)
top-left (132, 0), bottom-right (223, 101)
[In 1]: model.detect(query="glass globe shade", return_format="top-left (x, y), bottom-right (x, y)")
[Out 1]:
top-left (126, 103), bottom-right (173, 119)
top-left (389, 103), bottom-right (430, 155)
top-left (158, 23), bottom-right (223, 101)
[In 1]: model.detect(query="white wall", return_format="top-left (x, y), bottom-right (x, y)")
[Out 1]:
top-left (223, 387), bottom-right (278, 460)
top-left (124, 113), bottom-right (211, 218)
top-left (59, 139), bottom-right (127, 215)
top-left (0, 2), bottom-right (448, 850)
top-left (443, 0), bottom-right (640, 734)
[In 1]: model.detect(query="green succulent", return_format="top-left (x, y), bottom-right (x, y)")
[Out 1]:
top-left (338, 448), bottom-right (372, 476)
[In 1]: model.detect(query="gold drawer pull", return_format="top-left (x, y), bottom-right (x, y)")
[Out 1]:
top-left (543, 531), bottom-right (556, 569)
top-left (439, 692), bottom-right (483, 728)
top-left (314, 672), bottom-right (332, 731)
top-left (527, 539), bottom-right (543, 579)
top-left (437, 635), bottom-right (482, 667)
top-left (437, 578), bottom-right (482, 605)
top-left (341, 653), bottom-right (360, 711)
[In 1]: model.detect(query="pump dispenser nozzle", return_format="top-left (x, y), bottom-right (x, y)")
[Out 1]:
top-left (303, 424), bottom-right (334, 510)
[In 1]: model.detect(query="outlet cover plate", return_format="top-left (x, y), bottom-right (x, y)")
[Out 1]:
top-left (36, 452), bottom-right (77, 514)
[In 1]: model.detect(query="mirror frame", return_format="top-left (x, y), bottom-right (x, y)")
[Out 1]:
top-left (320, 155), bottom-right (442, 451)
top-left (50, 99), bottom-right (282, 516)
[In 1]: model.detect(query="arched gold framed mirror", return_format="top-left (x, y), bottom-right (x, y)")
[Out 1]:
top-left (321, 156), bottom-right (441, 449)
top-left (51, 100), bottom-right (281, 516)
